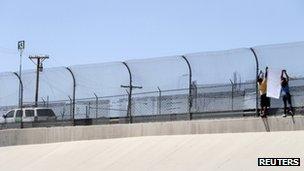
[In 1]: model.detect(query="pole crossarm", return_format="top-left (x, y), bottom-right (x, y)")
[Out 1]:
top-left (29, 55), bottom-right (49, 61)
top-left (120, 85), bottom-right (143, 89)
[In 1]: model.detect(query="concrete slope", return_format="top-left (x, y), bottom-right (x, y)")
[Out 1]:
top-left (1, 116), bottom-right (304, 147)
top-left (0, 131), bottom-right (303, 171)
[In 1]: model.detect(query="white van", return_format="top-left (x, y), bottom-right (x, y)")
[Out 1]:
top-left (2, 108), bottom-right (57, 123)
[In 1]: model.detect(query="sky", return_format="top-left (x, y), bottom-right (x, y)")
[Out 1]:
top-left (0, 0), bottom-right (304, 72)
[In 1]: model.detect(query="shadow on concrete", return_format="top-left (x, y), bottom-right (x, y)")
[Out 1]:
top-left (261, 117), bottom-right (270, 132)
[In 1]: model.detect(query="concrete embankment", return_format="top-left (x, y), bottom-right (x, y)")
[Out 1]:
top-left (0, 131), bottom-right (303, 171)
top-left (0, 115), bottom-right (303, 147)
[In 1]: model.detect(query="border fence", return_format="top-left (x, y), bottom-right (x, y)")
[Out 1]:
top-left (1, 42), bottom-right (304, 129)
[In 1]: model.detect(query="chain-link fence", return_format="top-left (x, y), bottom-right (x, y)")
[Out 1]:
top-left (1, 42), bottom-right (304, 129)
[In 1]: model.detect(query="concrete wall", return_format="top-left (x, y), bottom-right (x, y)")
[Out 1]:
top-left (1, 116), bottom-right (304, 147)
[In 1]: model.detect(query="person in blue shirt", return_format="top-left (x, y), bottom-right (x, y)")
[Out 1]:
top-left (281, 70), bottom-right (293, 117)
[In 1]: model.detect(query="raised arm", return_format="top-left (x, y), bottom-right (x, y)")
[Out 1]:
top-left (281, 70), bottom-right (284, 79)
top-left (265, 67), bottom-right (268, 79)
top-left (258, 70), bottom-right (263, 78)
top-left (284, 70), bottom-right (289, 82)
top-left (257, 70), bottom-right (264, 82)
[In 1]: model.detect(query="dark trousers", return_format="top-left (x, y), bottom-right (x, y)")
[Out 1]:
top-left (283, 93), bottom-right (292, 114)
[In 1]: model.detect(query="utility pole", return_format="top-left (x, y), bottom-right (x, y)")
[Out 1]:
top-left (17, 41), bottom-right (25, 108)
top-left (29, 55), bottom-right (49, 107)
top-left (120, 84), bottom-right (142, 123)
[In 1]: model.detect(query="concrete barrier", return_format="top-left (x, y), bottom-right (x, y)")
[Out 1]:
top-left (0, 115), bottom-right (304, 147)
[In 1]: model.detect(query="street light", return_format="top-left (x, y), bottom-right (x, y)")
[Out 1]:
top-left (17, 40), bottom-right (25, 108)
top-left (17, 40), bottom-right (25, 129)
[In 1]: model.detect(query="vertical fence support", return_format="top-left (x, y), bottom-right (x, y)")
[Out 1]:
top-left (85, 106), bottom-right (88, 119)
top-left (86, 102), bottom-right (91, 119)
top-left (181, 56), bottom-right (193, 120)
top-left (88, 102), bottom-right (91, 118)
top-left (61, 106), bottom-right (66, 121)
top-left (68, 96), bottom-right (72, 121)
top-left (66, 67), bottom-right (76, 126)
top-left (94, 93), bottom-right (98, 119)
top-left (229, 79), bottom-right (234, 110)
top-left (47, 96), bottom-right (49, 107)
top-left (13, 72), bottom-right (23, 129)
top-left (122, 62), bottom-right (133, 123)
top-left (41, 97), bottom-right (46, 107)
top-left (250, 48), bottom-right (260, 117)
top-left (13, 72), bottom-right (23, 108)
top-left (157, 87), bottom-right (162, 115)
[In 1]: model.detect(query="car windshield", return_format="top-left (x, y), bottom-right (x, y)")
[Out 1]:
top-left (37, 109), bottom-right (55, 117)
top-left (6, 110), bottom-right (14, 118)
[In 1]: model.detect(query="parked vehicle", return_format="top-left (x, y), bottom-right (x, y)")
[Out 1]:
top-left (0, 116), bottom-right (4, 124)
top-left (2, 108), bottom-right (57, 123)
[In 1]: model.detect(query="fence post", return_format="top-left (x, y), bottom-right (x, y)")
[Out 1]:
top-left (61, 106), bottom-right (65, 121)
top-left (181, 56), bottom-right (193, 120)
top-left (41, 97), bottom-right (46, 107)
top-left (85, 106), bottom-right (88, 119)
top-left (47, 96), bottom-right (49, 107)
top-left (13, 72), bottom-right (24, 108)
top-left (94, 93), bottom-right (98, 119)
top-left (121, 62), bottom-right (133, 123)
top-left (88, 102), bottom-right (91, 119)
top-left (250, 48), bottom-right (260, 117)
top-left (68, 96), bottom-right (73, 121)
top-left (13, 72), bottom-right (23, 129)
top-left (66, 67), bottom-right (76, 126)
top-left (229, 79), bottom-right (234, 110)
top-left (85, 102), bottom-right (91, 119)
top-left (157, 87), bottom-right (162, 115)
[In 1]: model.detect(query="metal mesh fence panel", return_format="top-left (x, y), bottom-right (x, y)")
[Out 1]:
top-left (126, 56), bottom-right (189, 92)
top-left (131, 89), bottom-right (188, 116)
top-left (254, 42), bottom-right (304, 78)
top-left (21, 67), bottom-right (74, 104)
top-left (126, 56), bottom-right (189, 116)
top-left (261, 78), bottom-right (304, 110)
top-left (185, 48), bottom-right (257, 85)
top-left (69, 62), bottom-right (130, 98)
top-left (185, 48), bottom-right (257, 113)
top-left (13, 67), bottom-right (75, 121)
top-left (1, 42), bottom-right (304, 128)
top-left (0, 72), bottom-right (19, 117)
top-left (192, 82), bottom-right (256, 113)
top-left (74, 94), bottom-right (128, 119)
top-left (69, 62), bottom-right (130, 118)
top-left (254, 42), bottom-right (304, 111)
